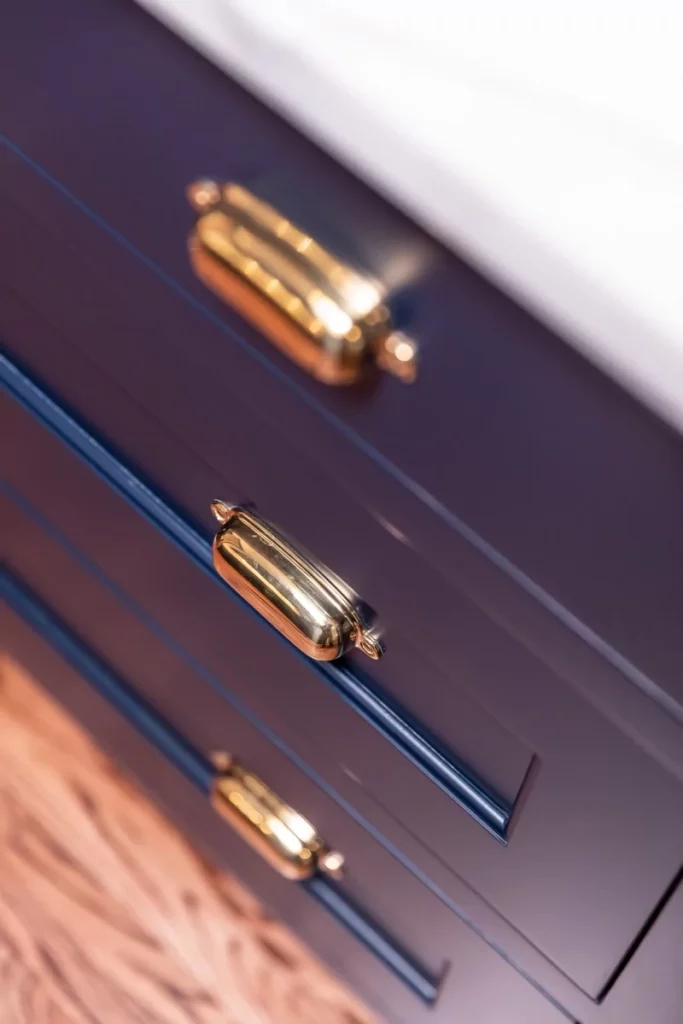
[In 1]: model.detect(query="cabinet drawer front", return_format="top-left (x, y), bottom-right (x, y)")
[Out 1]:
top-left (0, 588), bottom-right (566, 1024)
top-left (2, 0), bottom-right (683, 728)
top-left (3, 358), bottom-right (683, 1004)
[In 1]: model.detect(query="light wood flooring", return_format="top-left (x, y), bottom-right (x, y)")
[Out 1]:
top-left (0, 654), bottom-right (376, 1024)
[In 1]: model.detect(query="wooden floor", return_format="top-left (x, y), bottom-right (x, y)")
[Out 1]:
top-left (0, 655), bottom-right (375, 1024)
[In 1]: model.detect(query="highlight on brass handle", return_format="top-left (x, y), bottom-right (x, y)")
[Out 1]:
top-left (210, 752), bottom-right (345, 881)
top-left (187, 179), bottom-right (418, 385)
top-left (210, 500), bottom-right (384, 662)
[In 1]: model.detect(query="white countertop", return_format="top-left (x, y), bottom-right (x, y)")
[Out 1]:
top-left (136, 0), bottom-right (683, 433)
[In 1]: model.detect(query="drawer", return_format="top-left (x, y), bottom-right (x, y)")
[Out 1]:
top-left (0, 585), bottom-right (566, 1024)
top-left (4, 354), bottom-right (683, 1015)
top-left (2, 0), bottom-right (683, 726)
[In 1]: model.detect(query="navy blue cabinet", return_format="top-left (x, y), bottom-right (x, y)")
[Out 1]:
top-left (2, 2), bottom-right (683, 1021)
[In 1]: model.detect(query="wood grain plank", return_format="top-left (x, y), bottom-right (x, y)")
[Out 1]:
top-left (0, 655), bottom-right (376, 1024)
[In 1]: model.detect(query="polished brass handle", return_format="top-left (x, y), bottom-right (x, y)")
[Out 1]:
top-left (210, 500), bottom-right (384, 662)
top-left (211, 752), bottom-right (344, 880)
top-left (187, 180), bottom-right (417, 385)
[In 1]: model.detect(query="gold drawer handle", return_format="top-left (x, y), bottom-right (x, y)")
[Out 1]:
top-left (211, 500), bottom-right (384, 662)
top-left (211, 753), bottom-right (344, 880)
top-left (187, 180), bottom-right (417, 385)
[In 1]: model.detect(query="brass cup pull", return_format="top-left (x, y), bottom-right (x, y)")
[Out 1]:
top-left (187, 180), bottom-right (418, 385)
top-left (211, 753), bottom-right (344, 881)
top-left (210, 500), bottom-right (384, 662)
